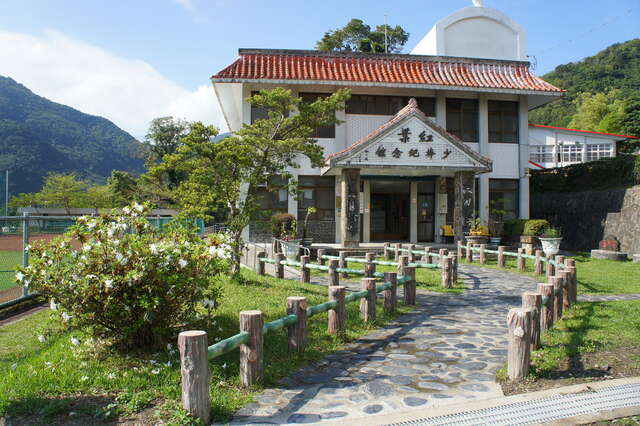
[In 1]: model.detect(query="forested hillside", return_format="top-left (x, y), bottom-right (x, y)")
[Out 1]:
top-left (0, 76), bottom-right (144, 194)
top-left (530, 38), bottom-right (640, 139)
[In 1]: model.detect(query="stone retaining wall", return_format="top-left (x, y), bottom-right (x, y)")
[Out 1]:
top-left (531, 185), bottom-right (640, 255)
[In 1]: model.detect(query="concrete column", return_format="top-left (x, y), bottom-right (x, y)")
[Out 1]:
top-left (518, 95), bottom-right (530, 219)
top-left (334, 173), bottom-right (342, 243)
top-left (363, 179), bottom-right (371, 243)
top-left (340, 168), bottom-right (360, 247)
top-left (434, 177), bottom-right (447, 243)
top-left (435, 93), bottom-right (447, 127)
top-left (478, 94), bottom-right (490, 223)
top-left (410, 181), bottom-right (418, 244)
top-left (454, 171), bottom-right (476, 243)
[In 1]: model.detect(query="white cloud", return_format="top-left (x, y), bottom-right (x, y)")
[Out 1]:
top-left (0, 29), bottom-right (226, 138)
top-left (174, 0), bottom-right (195, 11)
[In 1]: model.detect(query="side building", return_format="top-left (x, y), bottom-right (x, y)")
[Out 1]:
top-left (211, 5), bottom-right (564, 246)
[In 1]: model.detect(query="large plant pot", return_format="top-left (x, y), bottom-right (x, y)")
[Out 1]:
top-left (465, 235), bottom-right (489, 246)
top-left (301, 237), bottom-right (313, 247)
top-left (539, 237), bottom-right (562, 258)
top-left (282, 239), bottom-right (302, 260)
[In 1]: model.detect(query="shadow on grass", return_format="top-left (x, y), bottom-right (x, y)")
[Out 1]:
top-left (4, 394), bottom-right (119, 426)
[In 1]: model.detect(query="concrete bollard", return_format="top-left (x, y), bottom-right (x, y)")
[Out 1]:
top-left (239, 310), bottom-right (264, 386)
top-left (507, 308), bottom-right (532, 380)
top-left (398, 255), bottom-right (409, 277)
top-left (178, 330), bottom-right (211, 423)
top-left (328, 286), bottom-right (345, 335)
top-left (328, 259), bottom-right (339, 286)
top-left (394, 243), bottom-right (401, 261)
top-left (383, 243), bottom-right (391, 260)
top-left (479, 244), bottom-right (487, 264)
top-left (287, 297), bottom-right (307, 353)
top-left (466, 242), bottom-right (472, 262)
top-left (538, 283), bottom-right (555, 331)
top-left (546, 255), bottom-right (555, 279)
top-left (275, 252), bottom-right (285, 279)
top-left (517, 248), bottom-right (526, 272)
top-left (550, 276), bottom-right (564, 321)
top-left (360, 278), bottom-right (376, 322)
top-left (383, 272), bottom-right (397, 312)
top-left (365, 252), bottom-right (376, 278)
top-left (498, 246), bottom-right (506, 268)
top-left (300, 255), bottom-right (310, 283)
top-left (257, 251), bottom-right (266, 275)
top-left (317, 248), bottom-right (326, 266)
top-left (339, 251), bottom-right (348, 278)
top-left (402, 266), bottom-right (416, 305)
top-left (522, 292), bottom-right (542, 351)
top-left (407, 244), bottom-right (416, 263)
top-left (534, 250), bottom-right (543, 275)
top-left (442, 256), bottom-right (453, 289)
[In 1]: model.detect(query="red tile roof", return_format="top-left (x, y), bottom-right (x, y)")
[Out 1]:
top-left (529, 124), bottom-right (638, 139)
top-left (326, 98), bottom-right (492, 171)
top-left (212, 49), bottom-right (563, 94)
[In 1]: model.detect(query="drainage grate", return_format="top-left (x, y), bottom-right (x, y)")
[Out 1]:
top-left (386, 383), bottom-right (640, 426)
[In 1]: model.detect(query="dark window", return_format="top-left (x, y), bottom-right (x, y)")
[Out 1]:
top-left (254, 177), bottom-right (288, 213)
top-left (446, 98), bottom-right (478, 142)
top-left (488, 101), bottom-right (519, 143)
top-left (299, 93), bottom-right (335, 138)
top-left (250, 91), bottom-right (269, 124)
top-left (346, 95), bottom-right (435, 116)
top-left (489, 179), bottom-right (519, 221)
top-left (298, 176), bottom-right (335, 221)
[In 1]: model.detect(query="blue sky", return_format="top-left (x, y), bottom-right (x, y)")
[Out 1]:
top-left (0, 0), bottom-right (638, 136)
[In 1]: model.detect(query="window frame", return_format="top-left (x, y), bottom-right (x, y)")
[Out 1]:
top-left (299, 92), bottom-right (336, 138)
top-left (530, 145), bottom-right (554, 163)
top-left (488, 100), bottom-right (519, 144)
top-left (446, 98), bottom-right (479, 143)
top-left (489, 178), bottom-right (519, 221)
top-left (346, 95), bottom-right (436, 117)
top-left (586, 143), bottom-right (613, 162)
top-left (297, 176), bottom-right (335, 221)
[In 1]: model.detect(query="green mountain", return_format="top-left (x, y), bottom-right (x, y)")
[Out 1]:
top-left (530, 39), bottom-right (640, 138)
top-left (0, 76), bottom-right (145, 195)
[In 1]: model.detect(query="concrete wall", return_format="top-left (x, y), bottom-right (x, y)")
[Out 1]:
top-left (531, 185), bottom-right (640, 255)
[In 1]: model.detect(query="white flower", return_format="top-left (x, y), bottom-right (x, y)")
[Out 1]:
top-left (150, 359), bottom-right (158, 365)
top-left (59, 241), bottom-right (66, 248)
top-left (123, 207), bottom-right (131, 214)
top-left (104, 279), bottom-right (113, 289)
top-left (165, 361), bottom-right (172, 367)
top-left (166, 343), bottom-right (173, 352)
top-left (134, 203), bottom-right (144, 213)
top-left (87, 221), bottom-right (96, 230)
top-left (222, 363), bottom-right (227, 369)
top-left (15, 272), bottom-right (24, 282)
top-left (70, 337), bottom-right (80, 346)
top-left (45, 361), bottom-right (52, 367)
top-left (50, 299), bottom-right (58, 311)
top-left (38, 335), bottom-right (46, 343)
top-left (202, 299), bottom-right (216, 309)
top-left (25, 244), bottom-right (32, 251)
top-left (61, 312), bottom-right (72, 321)
top-left (178, 259), bottom-right (188, 268)
top-left (11, 363), bottom-right (17, 371)
top-left (107, 373), bottom-right (116, 380)
top-left (151, 369), bottom-right (160, 375)
top-left (83, 244), bottom-right (92, 252)
top-left (150, 244), bottom-right (158, 255)
top-left (80, 375), bottom-right (89, 382)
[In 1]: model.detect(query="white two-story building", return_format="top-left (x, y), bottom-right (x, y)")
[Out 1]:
top-left (211, 4), bottom-right (564, 247)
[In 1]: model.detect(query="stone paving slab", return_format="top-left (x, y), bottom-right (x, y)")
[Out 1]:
top-left (231, 265), bottom-right (540, 425)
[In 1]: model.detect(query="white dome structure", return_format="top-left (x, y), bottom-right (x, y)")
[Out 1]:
top-left (411, 6), bottom-right (527, 61)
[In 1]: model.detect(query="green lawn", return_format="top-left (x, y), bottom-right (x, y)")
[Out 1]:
top-left (0, 268), bottom-right (410, 424)
top-left (0, 251), bottom-right (22, 291)
top-left (460, 251), bottom-right (640, 295)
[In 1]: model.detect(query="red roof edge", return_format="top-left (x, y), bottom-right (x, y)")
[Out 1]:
top-left (528, 160), bottom-right (545, 170)
top-left (528, 123), bottom-right (639, 140)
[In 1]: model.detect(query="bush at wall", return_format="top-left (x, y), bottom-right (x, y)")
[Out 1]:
top-left (523, 219), bottom-right (550, 237)
top-left (16, 203), bottom-right (230, 349)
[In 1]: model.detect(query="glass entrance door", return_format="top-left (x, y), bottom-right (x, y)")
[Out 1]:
top-left (369, 180), bottom-right (410, 241)
top-left (417, 193), bottom-right (435, 241)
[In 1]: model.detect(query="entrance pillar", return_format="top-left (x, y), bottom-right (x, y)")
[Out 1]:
top-left (454, 171), bottom-right (476, 244)
top-left (340, 168), bottom-right (360, 248)
top-left (410, 181), bottom-right (418, 243)
top-left (363, 180), bottom-right (371, 243)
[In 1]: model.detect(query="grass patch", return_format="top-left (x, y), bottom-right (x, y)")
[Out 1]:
top-left (0, 268), bottom-right (409, 424)
top-left (460, 251), bottom-right (640, 295)
top-left (0, 251), bottom-right (21, 291)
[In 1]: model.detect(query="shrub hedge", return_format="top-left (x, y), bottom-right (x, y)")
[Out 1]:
top-left (531, 154), bottom-right (640, 193)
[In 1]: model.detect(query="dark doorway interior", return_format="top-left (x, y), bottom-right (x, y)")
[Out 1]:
top-left (370, 181), bottom-right (410, 241)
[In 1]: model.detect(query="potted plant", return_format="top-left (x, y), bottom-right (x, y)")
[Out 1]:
top-left (300, 207), bottom-right (316, 247)
top-left (465, 217), bottom-right (489, 245)
top-left (520, 219), bottom-right (549, 255)
top-left (488, 199), bottom-right (506, 245)
top-left (270, 213), bottom-right (300, 259)
top-left (539, 226), bottom-right (563, 258)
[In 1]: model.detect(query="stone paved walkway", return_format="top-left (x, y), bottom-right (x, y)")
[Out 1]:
top-left (232, 265), bottom-right (540, 424)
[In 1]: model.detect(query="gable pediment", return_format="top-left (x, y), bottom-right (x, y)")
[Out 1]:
top-left (327, 111), bottom-right (491, 172)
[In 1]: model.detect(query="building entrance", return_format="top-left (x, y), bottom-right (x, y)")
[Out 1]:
top-left (370, 181), bottom-right (410, 241)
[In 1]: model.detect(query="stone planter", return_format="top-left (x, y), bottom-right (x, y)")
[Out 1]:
top-left (282, 239), bottom-right (302, 260)
top-left (520, 235), bottom-right (538, 256)
top-left (539, 237), bottom-right (562, 258)
top-left (465, 235), bottom-right (489, 246)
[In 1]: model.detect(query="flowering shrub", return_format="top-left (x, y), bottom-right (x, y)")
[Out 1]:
top-left (16, 203), bottom-right (230, 349)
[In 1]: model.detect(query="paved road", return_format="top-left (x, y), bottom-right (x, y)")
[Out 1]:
top-left (232, 264), bottom-right (540, 424)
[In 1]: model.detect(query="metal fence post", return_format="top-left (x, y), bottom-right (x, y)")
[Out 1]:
top-left (22, 212), bottom-right (29, 297)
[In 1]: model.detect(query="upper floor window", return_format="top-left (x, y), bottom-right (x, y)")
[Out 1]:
top-left (299, 93), bottom-right (335, 138)
top-left (346, 95), bottom-right (435, 116)
top-left (254, 176), bottom-right (288, 213)
top-left (250, 91), bottom-right (269, 124)
top-left (586, 144), bottom-right (613, 162)
top-left (489, 179), bottom-right (519, 221)
top-left (298, 176), bottom-right (335, 221)
top-left (530, 145), bottom-right (554, 163)
top-left (488, 100), bottom-right (519, 143)
top-left (561, 143), bottom-right (582, 163)
top-left (446, 98), bottom-right (478, 142)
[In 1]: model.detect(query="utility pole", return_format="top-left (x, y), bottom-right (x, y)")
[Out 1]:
top-left (4, 170), bottom-right (7, 216)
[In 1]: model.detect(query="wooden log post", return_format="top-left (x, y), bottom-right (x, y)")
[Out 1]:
top-left (517, 248), bottom-right (526, 272)
top-left (317, 248), bottom-right (326, 266)
top-left (424, 246), bottom-right (433, 263)
top-left (360, 278), bottom-right (377, 322)
top-left (565, 258), bottom-right (576, 268)
top-left (566, 265), bottom-right (577, 305)
top-left (498, 245), bottom-right (506, 268)
top-left (537, 283), bottom-right (555, 331)
top-left (457, 241), bottom-right (463, 259)
top-left (394, 243), bottom-right (401, 261)
top-left (339, 251), bottom-right (348, 278)
top-left (534, 250), bottom-right (543, 275)
top-left (403, 266), bottom-right (416, 305)
top-left (550, 276), bottom-right (564, 321)
top-left (178, 330), bottom-right (211, 424)
top-left (383, 243), bottom-right (391, 260)
top-left (439, 248), bottom-right (449, 267)
top-left (522, 292), bottom-right (542, 351)
top-left (275, 253), bottom-right (285, 279)
top-left (407, 244), bottom-right (416, 263)
top-left (479, 244), bottom-right (487, 264)
top-left (365, 252), bottom-right (376, 278)
top-left (507, 308), bottom-right (532, 380)
top-left (556, 255), bottom-right (565, 269)
top-left (256, 251), bottom-right (266, 276)
top-left (383, 271), bottom-right (397, 312)
top-left (398, 255), bottom-right (409, 277)
top-left (328, 286), bottom-right (346, 334)
top-left (300, 255), bottom-right (310, 283)
top-left (328, 259), bottom-right (339, 286)
top-left (466, 242), bottom-right (472, 262)
top-left (546, 255), bottom-right (555, 279)
top-left (561, 270), bottom-right (572, 310)
top-left (450, 253), bottom-right (458, 284)
top-left (239, 310), bottom-right (264, 386)
top-left (442, 256), bottom-right (453, 289)
top-left (287, 297), bottom-right (307, 353)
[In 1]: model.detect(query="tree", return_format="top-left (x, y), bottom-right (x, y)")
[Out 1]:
top-left (316, 19), bottom-right (409, 53)
top-left (152, 88), bottom-right (351, 273)
top-left (37, 173), bottom-right (89, 213)
top-left (143, 117), bottom-right (191, 188)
